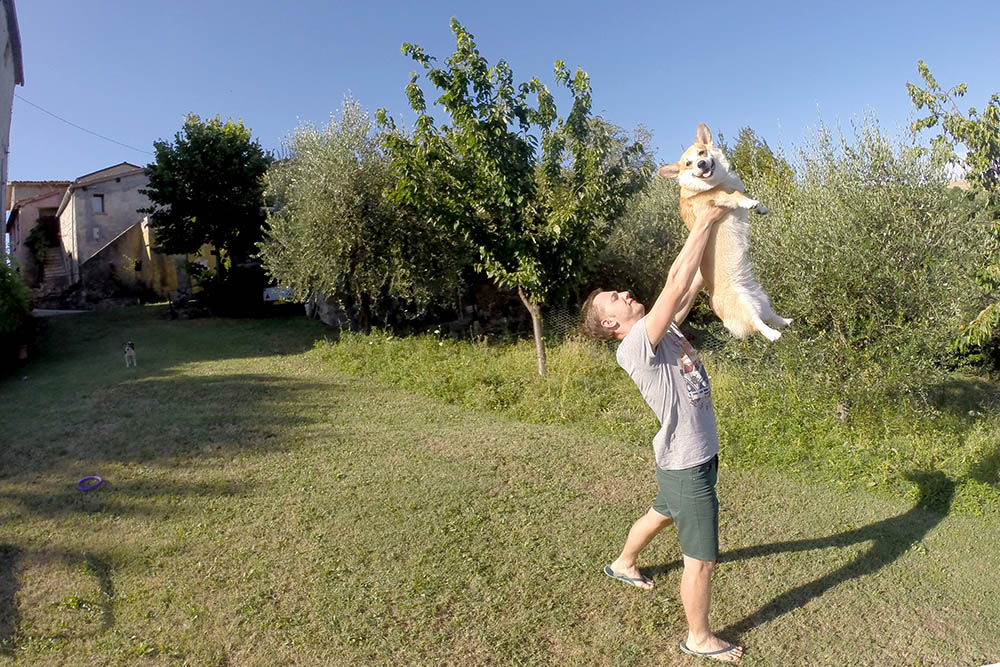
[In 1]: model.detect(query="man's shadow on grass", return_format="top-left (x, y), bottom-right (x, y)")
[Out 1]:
top-left (648, 470), bottom-right (955, 637)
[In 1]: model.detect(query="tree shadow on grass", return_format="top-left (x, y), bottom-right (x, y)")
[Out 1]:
top-left (0, 310), bottom-right (349, 657)
top-left (920, 376), bottom-right (999, 419)
top-left (0, 371), bottom-right (349, 649)
top-left (0, 545), bottom-right (19, 655)
top-left (968, 447), bottom-right (1000, 487)
top-left (647, 470), bottom-right (955, 638)
top-left (0, 373), bottom-right (337, 482)
top-left (82, 552), bottom-right (115, 633)
top-left (0, 478), bottom-right (247, 520)
top-left (0, 546), bottom-right (116, 651)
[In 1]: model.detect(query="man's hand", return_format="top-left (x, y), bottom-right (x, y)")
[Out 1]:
top-left (697, 205), bottom-right (731, 227)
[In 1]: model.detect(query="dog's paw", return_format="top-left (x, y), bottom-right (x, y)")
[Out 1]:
top-left (753, 204), bottom-right (769, 215)
top-left (739, 198), bottom-right (760, 210)
top-left (759, 326), bottom-right (782, 341)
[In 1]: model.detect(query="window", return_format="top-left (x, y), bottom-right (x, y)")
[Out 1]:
top-left (92, 194), bottom-right (105, 214)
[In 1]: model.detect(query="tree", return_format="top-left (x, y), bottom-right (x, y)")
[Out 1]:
top-left (908, 60), bottom-right (1000, 353)
top-left (1, 260), bottom-right (31, 374)
top-left (722, 127), bottom-right (795, 194)
top-left (258, 99), bottom-right (471, 330)
top-left (0, 260), bottom-right (30, 336)
top-left (141, 114), bottom-right (271, 283)
top-left (378, 19), bottom-right (653, 374)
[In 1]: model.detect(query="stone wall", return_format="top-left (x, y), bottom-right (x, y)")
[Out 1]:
top-left (63, 169), bottom-right (152, 275)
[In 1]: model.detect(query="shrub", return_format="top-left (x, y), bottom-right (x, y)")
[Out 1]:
top-left (727, 116), bottom-right (991, 389)
top-left (0, 261), bottom-right (30, 335)
top-left (595, 177), bottom-right (686, 306)
top-left (1, 261), bottom-right (32, 373)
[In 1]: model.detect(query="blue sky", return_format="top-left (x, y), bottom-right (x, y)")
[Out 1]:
top-left (9, 0), bottom-right (1000, 182)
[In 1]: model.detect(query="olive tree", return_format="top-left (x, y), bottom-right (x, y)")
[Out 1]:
top-left (258, 99), bottom-right (470, 330)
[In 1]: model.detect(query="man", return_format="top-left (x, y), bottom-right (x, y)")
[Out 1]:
top-left (580, 205), bottom-right (743, 663)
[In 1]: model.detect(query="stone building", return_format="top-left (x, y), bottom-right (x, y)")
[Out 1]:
top-left (6, 162), bottom-right (199, 302)
top-left (0, 0), bottom-right (24, 218)
top-left (55, 162), bottom-right (152, 283)
top-left (4, 181), bottom-right (69, 286)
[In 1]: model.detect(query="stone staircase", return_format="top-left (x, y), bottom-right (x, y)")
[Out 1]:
top-left (30, 248), bottom-right (72, 299)
top-left (42, 247), bottom-right (69, 282)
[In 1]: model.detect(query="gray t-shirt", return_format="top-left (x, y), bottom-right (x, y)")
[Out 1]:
top-left (616, 317), bottom-right (720, 470)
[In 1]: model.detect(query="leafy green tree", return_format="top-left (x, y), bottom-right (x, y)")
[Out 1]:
top-left (722, 127), bottom-right (795, 195)
top-left (0, 260), bottom-right (30, 336)
top-left (141, 114), bottom-right (271, 282)
top-left (908, 60), bottom-right (1000, 353)
top-left (258, 99), bottom-right (471, 331)
top-left (378, 19), bottom-right (653, 374)
top-left (1, 261), bottom-right (31, 374)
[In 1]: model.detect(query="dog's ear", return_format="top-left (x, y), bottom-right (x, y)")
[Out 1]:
top-left (658, 163), bottom-right (680, 179)
top-left (696, 123), bottom-right (714, 147)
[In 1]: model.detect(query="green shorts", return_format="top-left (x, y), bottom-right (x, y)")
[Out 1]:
top-left (652, 455), bottom-right (719, 562)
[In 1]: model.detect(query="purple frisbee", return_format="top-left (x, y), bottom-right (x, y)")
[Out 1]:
top-left (76, 476), bottom-right (104, 491)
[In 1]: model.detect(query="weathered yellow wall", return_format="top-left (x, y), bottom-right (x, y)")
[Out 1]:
top-left (82, 219), bottom-right (197, 299)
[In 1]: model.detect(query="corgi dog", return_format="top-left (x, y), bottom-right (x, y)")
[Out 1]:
top-left (124, 341), bottom-right (137, 367)
top-left (658, 123), bottom-right (791, 341)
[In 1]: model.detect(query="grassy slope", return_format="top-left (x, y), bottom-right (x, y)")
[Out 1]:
top-left (0, 307), bottom-right (997, 666)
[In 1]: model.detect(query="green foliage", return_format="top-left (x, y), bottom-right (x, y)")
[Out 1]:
top-left (0, 261), bottom-right (31, 335)
top-left (258, 99), bottom-right (471, 323)
top-left (907, 60), bottom-right (1000, 354)
top-left (314, 330), bottom-right (654, 440)
top-left (721, 126), bottom-right (795, 195)
top-left (24, 220), bottom-right (58, 268)
top-left (181, 260), bottom-right (216, 291)
top-left (742, 117), bottom-right (990, 386)
top-left (141, 114), bottom-right (271, 272)
top-left (378, 19), bottom-right (653, 371)
top-left (600, 114), bottom-right (990, 384)
top-left (595, 176), bottom-right (685, 305)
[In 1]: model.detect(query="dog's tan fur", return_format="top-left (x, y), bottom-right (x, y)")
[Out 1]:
top-left (659, 123), bottom-right (790, 340)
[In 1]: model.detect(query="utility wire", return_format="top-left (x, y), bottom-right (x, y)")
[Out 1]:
top-left (14, 93), bottom-right (154, 156)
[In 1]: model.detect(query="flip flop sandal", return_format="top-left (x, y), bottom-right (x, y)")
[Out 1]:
top-left (603, 564), bottom-right (653, 589)
top-left (679, 640), bottom-right (739, 660)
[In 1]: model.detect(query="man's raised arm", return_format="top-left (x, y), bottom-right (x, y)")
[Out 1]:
top-left (643, 207), bottom-right (727, 347)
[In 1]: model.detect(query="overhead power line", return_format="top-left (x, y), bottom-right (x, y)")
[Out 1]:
top-left (14, 93), bottom-right (154, 156)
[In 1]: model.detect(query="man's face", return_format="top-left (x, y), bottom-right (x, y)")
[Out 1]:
top-left (594, 290), bottom-right (644, 336)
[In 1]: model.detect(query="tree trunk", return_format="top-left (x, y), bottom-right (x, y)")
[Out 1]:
top-left (518, 287), bottom-right (547, 376)
top-left (359, 293), bottom-right (372, 334)
top-left (212, 246), bottom-right (227, 283)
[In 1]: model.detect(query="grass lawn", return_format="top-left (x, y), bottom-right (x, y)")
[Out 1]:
top-left (1, 306), bottom-right (998, 666)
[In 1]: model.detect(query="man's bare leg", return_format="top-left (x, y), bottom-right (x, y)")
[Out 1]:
top-left (680, 555), bottom-right (743, 662)
top-left (608, 508), bottom-right (673, 590)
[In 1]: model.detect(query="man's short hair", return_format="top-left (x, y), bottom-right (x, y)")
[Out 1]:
top-left (580, 288), bottom-right (617, 341)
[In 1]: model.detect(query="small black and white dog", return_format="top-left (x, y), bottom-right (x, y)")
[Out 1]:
top-left (124, 342), bottom-right (137, 368)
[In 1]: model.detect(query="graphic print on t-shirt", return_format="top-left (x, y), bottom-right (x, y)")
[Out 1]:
top-left (673, 330), bottom-right (712, 407)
